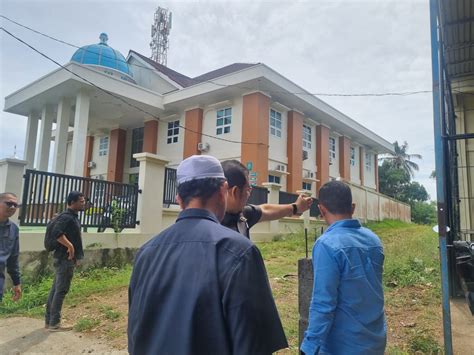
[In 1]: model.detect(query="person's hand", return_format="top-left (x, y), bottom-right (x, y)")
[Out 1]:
top-left (67, 244), bottom-right (75, 260)
top-left (12, 284), bottom-right (22, 302)
top-left (295, 194), bottom-right (313, 214)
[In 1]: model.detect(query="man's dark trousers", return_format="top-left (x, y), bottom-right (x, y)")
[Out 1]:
top-left (45, 258), bottom-right (75, 326)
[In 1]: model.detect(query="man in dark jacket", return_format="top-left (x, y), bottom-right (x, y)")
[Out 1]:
top-left (128, 155), bottom-right (288, 355)
top-left (45, 191), bottom-right (85, 331)
top-left (0, 192), bottom-right (21, 302)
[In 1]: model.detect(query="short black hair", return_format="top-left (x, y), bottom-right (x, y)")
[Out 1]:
top-left (221, 160), bottom-right (248, 189)
top-left (0, 192), bottom-right (17, 201)
top-left (67, 191), bottom-right (84, 206)
top-left (177, 178), bottom-right (226, 207)
top-left (318, 181), bottom-right (352, 215)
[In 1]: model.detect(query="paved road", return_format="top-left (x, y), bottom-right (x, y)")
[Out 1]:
top-left (0, 317), bottom-right (127, 355)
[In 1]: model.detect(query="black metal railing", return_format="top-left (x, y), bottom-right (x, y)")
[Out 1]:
top-left (163, 167), bottom-right (178, 206)
top-left (279, 191), bottom-right (320, 217)
top-left (20, 169), bottom-right (140, 229)
top-left (248, 186), bottom-right (268, 205)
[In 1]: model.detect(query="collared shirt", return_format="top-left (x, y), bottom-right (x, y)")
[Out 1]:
top-left (128, 208), bottom-right (288, 355)
top-left (301, 219), bottom-right (386, 355)
top-left (221, 204), bottom-right (263, 239)
top-left (0, 219), bottom-right (21, 297)
top-left (52, 208), bottom-right (84, 260)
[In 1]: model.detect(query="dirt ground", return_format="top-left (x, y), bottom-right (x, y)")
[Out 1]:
top-left (0, 316), bottom-right (127, 354)
top-left (2, 284), bottom-right (472, 354)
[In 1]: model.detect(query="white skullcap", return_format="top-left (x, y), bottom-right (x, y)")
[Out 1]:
top-left (177, 155), bottom-right (226, 185)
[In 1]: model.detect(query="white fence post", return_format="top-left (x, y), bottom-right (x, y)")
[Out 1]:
top-left (134, 153), bottom-right (169, 234)
top-left (0, 158), bottom-right (28, 224)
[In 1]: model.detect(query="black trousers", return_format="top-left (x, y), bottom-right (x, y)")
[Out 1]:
top-left (45, 258), bottom-right (75, 326)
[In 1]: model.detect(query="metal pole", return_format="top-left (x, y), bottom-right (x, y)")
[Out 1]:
top-left (429, 0), bottom-right (453, 353)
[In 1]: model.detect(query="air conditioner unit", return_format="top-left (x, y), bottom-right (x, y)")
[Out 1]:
top-left (275, 164), bottom-right (286, 172)
top-left (302, 150), bottom-right (309, 161)
top-left (197, 142), bottom-right (210, 152)
top-left (87, 161), bottom-right (96, 169)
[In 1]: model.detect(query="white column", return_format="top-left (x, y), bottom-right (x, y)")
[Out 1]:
top-left (24, 113), bottom-right (39, 169)
top-left (52, 98), bottom-right (71, 173)
top-left (0, 158), bottom-right (28, 225)
top-left (262, 182), bottom-right (282, 234)
top-left (36, 105), bottom-right (55, 171)
top-left (70, 90), bottom-right (90, 176)
top-left (134, 152), bottom-right (169, 234)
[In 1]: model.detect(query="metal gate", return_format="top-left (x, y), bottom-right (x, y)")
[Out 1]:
top-left (20, 169), bottom-right (140, 229)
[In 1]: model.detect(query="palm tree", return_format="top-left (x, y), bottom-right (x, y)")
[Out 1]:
top-left (379, 141), bottom-right (422, 178)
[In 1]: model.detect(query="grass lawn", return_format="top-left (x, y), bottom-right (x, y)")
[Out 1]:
top-left (1, 220), bottom-right (442, 353)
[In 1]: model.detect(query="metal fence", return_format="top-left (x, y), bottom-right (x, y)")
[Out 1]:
top-left (248, 186), bottom-right (268, 205)
top-left (20, 169), bottom-right (140, 229)
top-left (279, 191), bottom-right (320, 217)
top-left (163, 167), bottom-right (178, 206)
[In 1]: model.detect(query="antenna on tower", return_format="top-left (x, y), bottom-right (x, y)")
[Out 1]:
top-left (150, 6), bottom-right (172, 66)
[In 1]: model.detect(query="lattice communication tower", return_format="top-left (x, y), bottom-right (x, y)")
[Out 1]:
top-left (150, 7), bottom-right (172, 66)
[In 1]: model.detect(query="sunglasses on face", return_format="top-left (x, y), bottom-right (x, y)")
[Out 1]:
top-left (4, 201), bottom-right (21, 208)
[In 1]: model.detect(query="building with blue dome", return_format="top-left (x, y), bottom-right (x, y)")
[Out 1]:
top-left (70, 33), bottom-right (135, 83)
top-left (3, 32), bottom-right (403, 229)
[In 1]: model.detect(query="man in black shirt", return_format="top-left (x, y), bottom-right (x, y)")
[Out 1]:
top-left (128, 155), bottom-right (288, 354)
top-left (221, 160), bottom-right (313, 239)
top-left (45, 191), bottom-right (85, 331)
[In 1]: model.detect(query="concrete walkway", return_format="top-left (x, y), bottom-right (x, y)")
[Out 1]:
top-left (0, 317), bottom-right (127, 354)
top-left (451, 299), bottom-right (474, 354)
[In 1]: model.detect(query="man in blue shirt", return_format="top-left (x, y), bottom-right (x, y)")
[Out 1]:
top-left (0, 192), bottom-right (22, 303)
top-left (128, 155), bottom-right (288, 355)
top-left (301, 181), bottom-right (386, 355)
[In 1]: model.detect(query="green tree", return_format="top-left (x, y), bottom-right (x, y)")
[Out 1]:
top-left (380, 141), bottom-right (422, 178)
top-left (379, 160), bottom-right (410, 200)
top-left (411, 201), bottom-right (437, 225)
top-left (399, 181), bottom-right (429, 203)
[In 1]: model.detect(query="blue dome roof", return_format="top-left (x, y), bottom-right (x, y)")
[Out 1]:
top-left (71, 33), bottom-right (133, 77)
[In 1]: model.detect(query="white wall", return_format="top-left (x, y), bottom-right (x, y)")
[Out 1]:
top-left (350, 144), bottom-right (361, 185)
top-left (329, 135), bottom-right (340, 178)
top-left (157, 114), bottom-right (185, 167)
top-left (268, 106), bottom-right (288, 166)
top-left (128, 57), bottom-right (178, 94)
top-left (364, 150), bottom-right (376, 189)
top-left (302, 120), bottom-right (317, 194)
top-left (65, 141), bottom-right (73, 175)
top-left (88, 134), bottom-right (109, 179)
top-left (201, 97), bottom-right (243, 160)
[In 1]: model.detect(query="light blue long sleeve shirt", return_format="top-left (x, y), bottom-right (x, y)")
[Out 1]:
top-left (301, 219), bottom-right (386, 355)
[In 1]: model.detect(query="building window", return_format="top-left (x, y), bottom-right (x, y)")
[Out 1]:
top-left (329, 137), bottom-right (336, 161)
top-left (99, 136), bottom-right (109, 156)
top-left (365, 152), bottom-right (372, 171)
top-left (216, 108), bottom-right (232, 135)
top-left (350, 147), bottom-right (356, 166)
top-left (167, 120), bottom-right (180, 144)
top-left (268, 175), bottom-right (281, 184)
top-left (130, 127), bottom-right (144, 168)
top-left (270, 109), bottom-right (282, 137)
top-left (303, 124), bottom-right (312, 149)
top-left (302, 181), bottom-right (312, 191)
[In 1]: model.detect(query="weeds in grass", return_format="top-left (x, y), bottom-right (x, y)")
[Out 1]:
top-left (100, 305), bottom-right (121, 321)
top-left (408, 329), bottom-right (442, 354)
top-left (0, 266), bottom-right (132, 318)
top-left (74, 317), bottom-right (101, 331)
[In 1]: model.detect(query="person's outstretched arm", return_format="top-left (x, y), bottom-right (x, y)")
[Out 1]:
top-left (259, 194), bottom-right (313, 222)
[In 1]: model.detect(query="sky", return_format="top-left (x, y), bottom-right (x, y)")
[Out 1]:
top-left (0, 0), bottom-right (436, 198)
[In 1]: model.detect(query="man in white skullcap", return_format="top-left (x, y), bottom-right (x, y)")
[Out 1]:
top-left (128, 155), bottom-right (288, 355)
